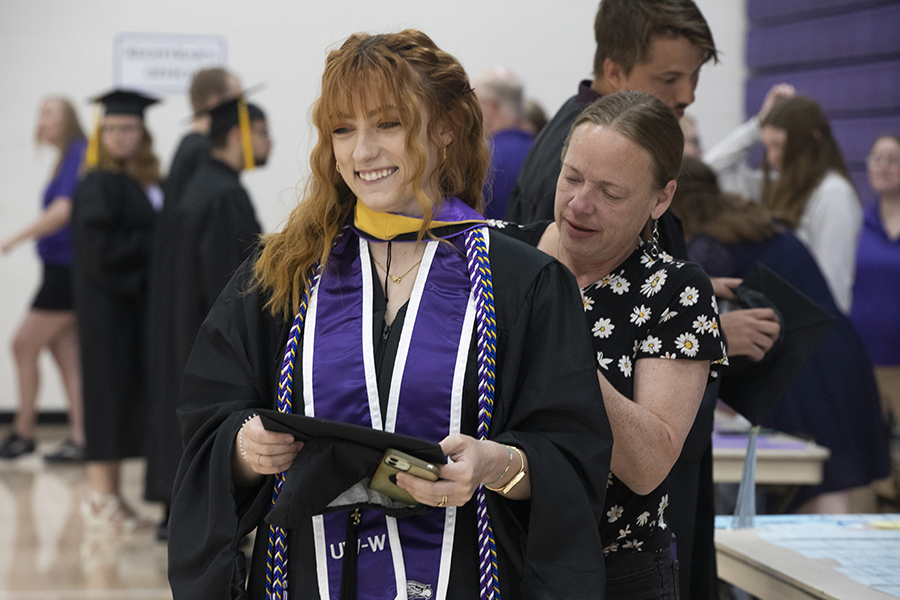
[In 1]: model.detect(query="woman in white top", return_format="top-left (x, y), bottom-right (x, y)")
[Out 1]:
top-left (705, 89), bottom-right (861, 313)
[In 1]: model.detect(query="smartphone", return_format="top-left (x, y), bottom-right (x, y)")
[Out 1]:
top-left (368, 448), bottom-right (441, 506)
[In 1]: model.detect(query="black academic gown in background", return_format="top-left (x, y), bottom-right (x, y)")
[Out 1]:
top-left (71, 170), bottom-right (156, 461)
top-left (168, 232), bottom-right (613, 600)
top-left (145, 132), bottom-right (209, 493)
top-left (144, 158), bottom-right (261, 503)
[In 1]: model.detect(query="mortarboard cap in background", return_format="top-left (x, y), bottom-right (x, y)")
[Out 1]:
top-left (85, 89), bottom-right (160, 167)
top-left (93, 89), bottom-right (160, 117)
top-left (717, 262), bottom-right (834, 424)
top-left (258, 409), bottom-right (444, 527)
top-left (202, 84), bottom-right (265, 170)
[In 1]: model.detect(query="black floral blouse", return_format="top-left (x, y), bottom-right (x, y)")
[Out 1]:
top-left (583, 239), bottom-right (726, 556)
top-left (491, 221), bottom-right (727, 556)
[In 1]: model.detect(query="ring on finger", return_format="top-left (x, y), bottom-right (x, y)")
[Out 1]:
top-left (438, 495), bottom-right (448, 508)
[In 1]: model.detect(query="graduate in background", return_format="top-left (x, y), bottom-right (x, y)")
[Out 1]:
top-left (144, 71), bottom-right (242, 487)
top-left (164, 68), bottom-right (243, 208)
top-left (72, 89), bottom-right (161, 532)
top-left (144, 96), bottom-right (271, 540)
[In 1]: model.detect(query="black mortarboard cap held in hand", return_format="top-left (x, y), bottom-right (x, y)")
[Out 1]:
top-left (718, 262), bottom-right (834, 424)
top-left (258, 409), bottom-right (445, 528)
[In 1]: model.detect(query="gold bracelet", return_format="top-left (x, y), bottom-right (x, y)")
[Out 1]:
top-left (485, 444), bottom-right (513, 486)
top-left (485, 445), bottom-right (526, 494)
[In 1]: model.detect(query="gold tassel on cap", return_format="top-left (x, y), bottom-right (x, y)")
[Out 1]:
top-left (237, 97), bottom-right (255, 171)
top-left (85, 103), bottom-right (102, 168)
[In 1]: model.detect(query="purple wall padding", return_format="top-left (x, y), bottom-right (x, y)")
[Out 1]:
top-left (747, 4), bottom-right (900, 70)
top-left (748, 0), bottom-right (890, 24)
top-left (746, 60), bottom-right (900, 116)
top-left (831, 116), bottom-right (900, 163)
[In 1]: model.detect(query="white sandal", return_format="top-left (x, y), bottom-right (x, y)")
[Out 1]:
top-left (81, 493), bottom-right (150, 534)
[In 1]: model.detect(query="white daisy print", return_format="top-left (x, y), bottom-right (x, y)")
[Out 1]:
top-left (680, 286), bottom-right (699, 306)
top-left (607, 472), bottom-right (614, 488)
top-left (640, 269), bottom-right (667, 297)
top-left (596, 352), bottom-right (613, 371)
top-left (692, 314), bottom-right (710, 334)
top-left (582, 293), bottom-right (595, 312)
top-left (617, 525), bottom-right (632, 540)
top-left (618, 355), bottom-right (633, 377)
top-left (607, 505), bottom-right (624, 523)
top-left (657, 494), bottom-right (669, 518)
top-left (640, 336), bottom-right (662, 355)
top-left (596, 274), bottom-right (612, 289)
top-left (708, 318), bottom-right (720, 338)
top-left (640, 253), bottom-right (656, 268)
top-left (711, 296), bottom-right (719, 313)
top-left (603, 543), bottom-right (619, 556)
top-left (662, 352), bottom-right (677, 360)
top-left (610, 275), bottom-right (630, 295)
top-left (630, 305), bottom-right (652, 325)
top-left (659, 307), bottom-right (678, 323)
top-left (660, 251), bottom-right (674, 263)
top-left (636, 511), bottom-right (651, 526)
top-left (675, 332), bottom-right (699, 357)
top-left (623, 539), bottom-right (644, 551)
top-left (592, 318), bottom-right (614, 339)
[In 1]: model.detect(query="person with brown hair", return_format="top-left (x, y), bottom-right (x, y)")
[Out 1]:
top-left (851, 135), bottom-right (900, 368)
top-left (705, 87), bottom-right (861, 314)
top-left (72, 89), bottom-right (161, 531)
top-left (500, 91), bottom-right (727, 599)
top-left (167, 30), bottom-right (611, 599)
top-left (506, 0), bottom-right (717, 225)
top-left (0, 96), bottom-right (87, 462)
top-left (671, 156), bottom-right (890, 514)
top-left (143, 67), bottom-right (243, 538)
top-left (165, 67), bottom-right (242, 209)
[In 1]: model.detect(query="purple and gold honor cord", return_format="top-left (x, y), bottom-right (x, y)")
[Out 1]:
top-left (268, 269), bottom-right (318, 600)
top-left (464, 227), bottom-right (501, 600)
top-left (267, 227), bottom-right (500, 599)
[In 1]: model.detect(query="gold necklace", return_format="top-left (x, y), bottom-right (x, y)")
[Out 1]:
top-left (372, 254), bottom-right (423, 283)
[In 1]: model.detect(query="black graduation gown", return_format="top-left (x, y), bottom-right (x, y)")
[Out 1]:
top-left (168, 231), bottom-right (613, 600)
top-left (145, 133), bottom-right (209, 485)
top-left (163, 132), bottom-right (210, 211)
top-left (71, 170), bottom-right (156, 460)
top-left (144, 158), bottom-right (261, 503)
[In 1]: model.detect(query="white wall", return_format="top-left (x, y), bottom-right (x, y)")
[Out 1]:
top-left (0, 0), bottom-right (746, 413)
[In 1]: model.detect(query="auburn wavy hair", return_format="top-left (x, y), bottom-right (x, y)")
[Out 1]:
top-left (760, 95), bottom-right (852, 228)
top-left (87, 120), bottom-right (160, 187)
top-left (255, 29), bottom-right (489, 318)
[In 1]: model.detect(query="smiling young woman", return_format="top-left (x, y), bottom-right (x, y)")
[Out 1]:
top-left (168, 30), bottom-right (612, 600)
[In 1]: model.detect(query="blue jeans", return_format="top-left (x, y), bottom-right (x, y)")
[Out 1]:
top-left (605, 546), bottom-right (679, 600)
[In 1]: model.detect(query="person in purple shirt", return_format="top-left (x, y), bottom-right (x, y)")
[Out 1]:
top-left (474, 67), bottom-right (534, 220)
top-left (0, 97), bottom-right (87, 462)
top-left (851, 135), bottom-right (900, 367)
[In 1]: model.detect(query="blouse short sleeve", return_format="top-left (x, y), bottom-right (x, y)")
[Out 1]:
top-left (581, 242), bottom-right (727, 400)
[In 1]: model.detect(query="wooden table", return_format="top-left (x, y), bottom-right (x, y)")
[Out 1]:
top-left (712, 431), bottom-right (831, 485)
top-left (715, 516), bottom-right (900, 599)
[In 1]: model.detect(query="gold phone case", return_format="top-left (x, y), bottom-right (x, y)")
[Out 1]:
top-left (368, 448), bottom-right (441, 505)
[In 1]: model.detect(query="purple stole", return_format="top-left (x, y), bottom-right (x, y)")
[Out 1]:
top-left (300, 219), bottom-right (480, 599)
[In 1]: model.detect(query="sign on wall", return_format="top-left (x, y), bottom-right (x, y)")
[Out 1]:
top-left (114, 33), bottom-right (228, 95)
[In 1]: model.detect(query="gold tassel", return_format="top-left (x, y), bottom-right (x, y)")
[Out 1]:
top-left (237, 97), bottom-right (255, 171)
top-left (85, 103), bottom-right (102, 167)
